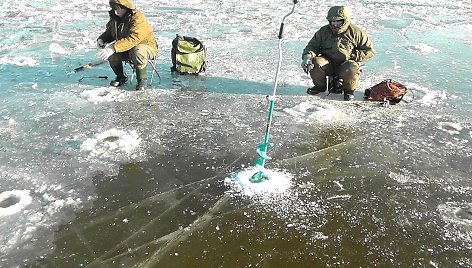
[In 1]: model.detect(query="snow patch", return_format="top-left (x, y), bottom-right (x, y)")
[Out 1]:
top-left (283, 100), bottom-right (344, 124)
top-left (404, 43), bottom-right (439, 54)
top-left (80, 87), bottom-right (128, 103)
top-left (438, 122), bottom-right (463, 135)
top-left (0, 56), bottom-right (38, 66)
top-left (388, 170), bottom-right (426, 184)
top-left (80, 128), bottom-right (142, 161)
top-left (407, 83), bottom-right (448, 106)
top-left (225, 167), bottom-right (293, 196)
top-left (437, 202), bottom-right (472, 243)
top-left (48, 42), bottom-right (68, 55)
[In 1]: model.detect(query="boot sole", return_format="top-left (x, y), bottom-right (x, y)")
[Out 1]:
top-left (110, 78), bottom-right (128, 87)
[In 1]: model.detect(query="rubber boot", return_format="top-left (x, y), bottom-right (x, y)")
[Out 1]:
top-left (307, 86), bottom-right (326, 95)
top-left (343, 90), bottom-right (355, 101)
top-left (328, 76), bottom-right (343, 94)
top-left (136, 67), bottom-right (147, 91)
top-left (109, 61), bottom-right (128, 87)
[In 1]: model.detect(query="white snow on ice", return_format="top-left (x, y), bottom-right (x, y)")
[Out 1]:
top-left (80, 86), bottom-right (128, 103)
top-left (402, 43), bottom-right (439, 54)
top-left (0, 56), bottom-right (38, 66)
top-left (80, 128), bottom-right (142, 160)
top-left (225, 166), bottom-right (293, 196)
top-left (283, 99), bottom-right (350, 125)
top-left (0, 0), bottom-right (471, 265)
top-left (437, 121), bottom-right (463, 135)
top-left (48, 42), bottom-right (68, 55)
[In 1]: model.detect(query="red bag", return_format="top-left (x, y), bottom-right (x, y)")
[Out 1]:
top-left (364, 79), bottom-right (408, 104)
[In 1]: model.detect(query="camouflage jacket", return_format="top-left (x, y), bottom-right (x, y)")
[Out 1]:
top-left (302, 6), bottom-right (374, 64)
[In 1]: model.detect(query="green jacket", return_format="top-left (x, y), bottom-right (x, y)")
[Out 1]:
top-left (302, 6), bottom-right (374, 64)
top-left (98, 0), bottom-right (157, 55)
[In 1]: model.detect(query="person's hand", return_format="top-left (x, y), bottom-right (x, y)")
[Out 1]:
top-left (350, 49), bottom-right (358, 61)
top-left (97, 39), bottom-right (106, 49)
top-left (301, 55), bottom-right (313, 74)
top-left (98, 43), bottom-right (115, 60)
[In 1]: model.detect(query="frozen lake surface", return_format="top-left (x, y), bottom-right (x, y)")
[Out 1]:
top-left (0, 0), bottom-right (471, 267)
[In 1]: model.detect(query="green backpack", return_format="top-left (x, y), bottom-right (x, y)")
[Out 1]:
top-left (171, 35), bottom-right (207, 74)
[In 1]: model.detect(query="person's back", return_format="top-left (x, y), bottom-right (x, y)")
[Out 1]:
top-left (301, 6), bottom-right (374, 100)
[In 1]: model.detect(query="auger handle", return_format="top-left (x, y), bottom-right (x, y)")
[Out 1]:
top-left (278, 0), bottom-right (298, 39)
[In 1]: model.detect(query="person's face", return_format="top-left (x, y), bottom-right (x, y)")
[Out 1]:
top-left (110, 3), bottom-right (126, 16)
top-left (329, 19), bottom-right (344, 28)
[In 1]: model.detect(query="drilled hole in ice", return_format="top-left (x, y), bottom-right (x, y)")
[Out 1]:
top-left (0, 195), bottom-right (20, 208)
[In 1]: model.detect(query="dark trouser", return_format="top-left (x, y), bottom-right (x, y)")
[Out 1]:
top-left (107, 44), bottom-right (156, 80)
top-left (309, 56), bottom-right (361, 94)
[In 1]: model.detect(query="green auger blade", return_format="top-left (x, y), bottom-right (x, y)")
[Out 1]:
top-left (250, 169), bottom-right (266, 183)
top-left (257, 143), bottom-right (273, 161)
top-left (255, 157), bottom-right (265, 167)
top-left (251, 143), bottom-right (274, 183)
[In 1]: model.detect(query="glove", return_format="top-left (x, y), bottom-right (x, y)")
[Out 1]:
top-left (98, 43), bottom-right (115, 60)
top-left (301, 55), bottom-right (313, 74)
top-left (97, 39), bottom-right (106, 49)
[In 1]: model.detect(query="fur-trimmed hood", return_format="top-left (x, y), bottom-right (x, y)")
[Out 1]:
top-left (326, 6), bottom-right (350, 34)
top-left (109, 0), bottom-right (135, 10)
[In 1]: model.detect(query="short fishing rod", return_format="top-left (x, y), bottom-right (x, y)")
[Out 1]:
top-left (78, 76), bottom-right (108, 83)
top-left (74, 60), bottom-right (106, 72)
top-left (74, 41), bottom-right (116, 72)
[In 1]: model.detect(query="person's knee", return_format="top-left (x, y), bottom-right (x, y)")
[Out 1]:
top-left (129, 51), bottom-right (146, 66)
top-left (129, 45), bottom-right (151, 66)
top-left (312, 56), bottom-right (330, 70)
top-left (338, 61), bottom-right (360, 78)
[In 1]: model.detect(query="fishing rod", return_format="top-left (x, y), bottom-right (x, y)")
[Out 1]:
top-left (74, 60), bottom-right (106, 72)
top-left (251, 0), bottom-right (298, 183)
top-left (74, 41), bottom-right (116, 72)
top-left (78, 76), bottom-right (108, 83)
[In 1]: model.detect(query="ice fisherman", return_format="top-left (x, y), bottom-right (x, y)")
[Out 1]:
top-left (97, 0), bottom-right (158, 91)
top-left (301, 6), bottom-right (374, 101)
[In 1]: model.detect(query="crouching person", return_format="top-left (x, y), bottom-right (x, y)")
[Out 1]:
top-left (301, 6), bottom-right (374, 101)
top-left (97, 0), bottom-right (158, 91)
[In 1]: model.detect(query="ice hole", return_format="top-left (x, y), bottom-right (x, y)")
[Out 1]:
top-left (0, 195), bottom-right (20, 208)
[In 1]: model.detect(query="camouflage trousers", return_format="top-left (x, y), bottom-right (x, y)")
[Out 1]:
top-left (308, 56), bottom-right (362, 94)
